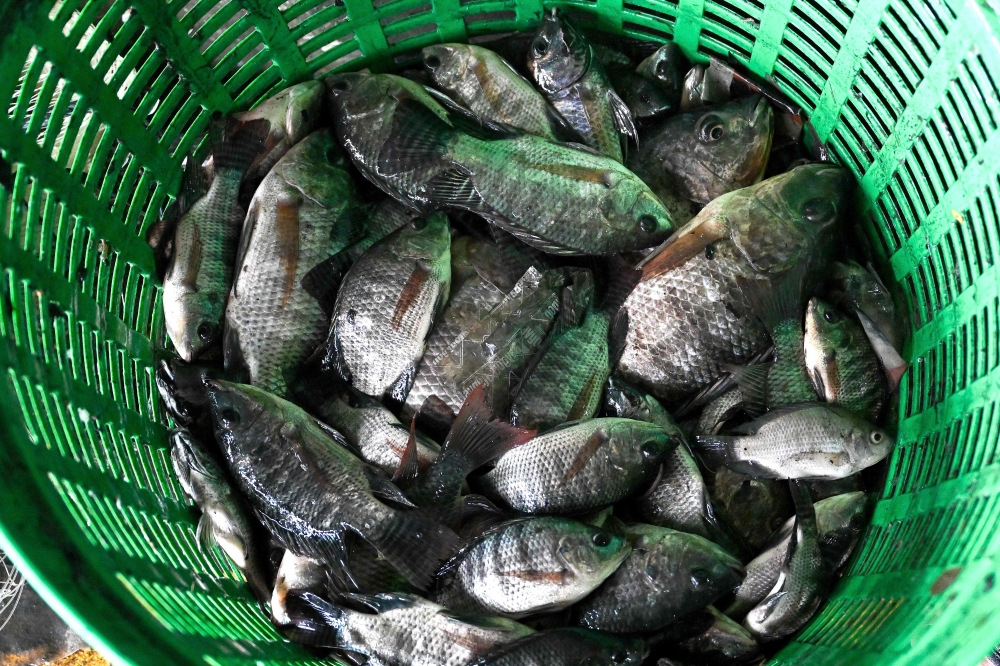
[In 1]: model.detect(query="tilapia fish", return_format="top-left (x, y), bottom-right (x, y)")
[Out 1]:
top-left (326, 72), bottom-right (672, 255)
top-left (471, 628), bottom-right (648, 665)
top-left (656, 606), bottom-right (759, 666)
top-left (346, 198), bottom-right (418, 262)
top-left (224, 130), bottom-right (367, 396)
top-left (707, 466), bottom-right (793, 555)
top-left (272, 550), bottom-right (327, 625)
top-left (170, 428), bottom-right (271, 606)
top-left (829, 259), bottom-right (903, 351)
top-left (286, 591), bottom-right (534, 666)
top-left (433, 517), bottom-right (630, 617)
top-left (526, 10), bottom-right (636, 162)
top-left (234, 80), bottom-right (325, 205)
top-left (627, 96), bottom-right (774, 225)
top-left (423, 43), bottom-right (564, 140)
top-left (805, 298), bottom-right (886, 420)
top-left (319, 212), bottom-right (451, 399)
top-left (619, 163), bottom-right (853, 404)
top-left (573, 523), bottom-right (744, 633)
top-left (593, 45), bottom-right (673, 121)
top-left (204, 379), bottom-right (459, 590)
top-left (636, 43), bottom-right (688, 109)
top-left (478, 418), bottom-right (674, 514)
top-left (695, 403), bottom-right (894, 480)
top-left (164, 117), bottom-right (269, 361)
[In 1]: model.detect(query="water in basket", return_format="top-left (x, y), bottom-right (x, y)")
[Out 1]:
top-left (0, 0), bottom-right (999, 664)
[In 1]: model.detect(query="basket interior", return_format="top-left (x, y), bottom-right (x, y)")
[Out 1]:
top-left (1, 0), bottom-right (1000, 664)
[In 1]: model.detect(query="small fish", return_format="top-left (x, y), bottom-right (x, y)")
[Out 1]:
top-left (169, 428), bottom-right (272, 607)
top-left (224, 130), bottom-right (367, 396)
top-left (203, 379), bottom-right (460, 590)
top-left (724, 491), bottom-right (867, 620)
top-left (619, 163), bottom-right (853, 404)
top-left (526, 11), bottom-right (637, 162)
top-left (285, 591), bottom-right (535, 666)
top-left (829, 260), bottom-right (903, 352)
top-left (318, 212), bottom-right (451, 400)
top-left (603, 378), bottom-right (737, 552)
top-left (744, 481), bottom-right (826, 641)
top-left (573, 523), bottom-right (745, 633)
top-left (656, 605), bottom-right (760, 666)
top-left (804, 297), bottom-right (887, 420)
top-left (471, 628), bottom-right (648, 665)
top-left (635, 43), bottom-right (688, 110)
top-left (434, 517), bottom-right (630, 617)
top-left (326, 72), bottom-right (672, 255)
top-left (694, 402), bottom-right (894, 480)
top-left (594, 46), bottom-right (673, 122)
top-left (478, 418), bottom-right (675, 514)
top-left (163, 117), bottom-right (269, 361)
top-left (422, 43), bottom-right (566, 140)
top-left (628, 96), bottom-right (774, 226)
top-left (272, 550), bottom-right (327, 626)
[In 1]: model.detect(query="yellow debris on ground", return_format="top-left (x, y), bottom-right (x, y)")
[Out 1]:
top-left (54, 650), bottom-right (109, 666)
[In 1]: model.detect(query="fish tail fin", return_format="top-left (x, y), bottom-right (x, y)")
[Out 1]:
top-left (209, 114), bottom-right (270, 173)
top-left (283, 591), bottom-right (346, 646)
top-left (392, 415), bottom-right (421, 483)
top-left (443, 384), bottom-right (536, 472)
top-left (367, 511), bottom-right (461, 590)
top-left (723, 362), bottom-right (771, 412)
top-left (736, 264), bottom-right (806, 333)
top-left (691, 434), bottom-right (736, 468)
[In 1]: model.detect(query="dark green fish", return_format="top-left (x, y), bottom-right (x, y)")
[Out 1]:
top-left (636, 43), bottom-right (688, 110)
top-left (224, 131), bottom-right (367, 396)
top-left (472, 628), bottom-right (647, 665)
top-left (433, 517), bottom-right (630, 617)
top-left (804, 297), bottom-right (887, 420)
top-left (744, 482), bottom-right (825, 641)
top-left (526, 11), bottom-right (637, 162)
top-left (326, 72), bottom-right (672, 255)
top-left (170, 428), bottom-right (271, 607)
top-left (618, 163), bottom-right (853, 404)
top-left (657, 606), bottom-right (759, 666)
top-left (829, 259), bottom-right (903, 351)
top-left (573, 523), bottom-right (744, 633)
top-left (707, 466), bottom-right (793, 555)
top-left (203, 379), bottom-right (460, 590)
top-left (594, 45), bottom-right (673, 122)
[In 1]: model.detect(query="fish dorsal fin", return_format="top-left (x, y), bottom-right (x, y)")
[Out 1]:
top-left (724, 362), bottom-right (771, 412)
top-left (729, 402), bottom-right (824, 435)
top-left (735, 264), bottom-right (807, 334)
top-left (392, 414), bottom-right (421, 483)
top-left (442, 384), bottom-right (536, 470)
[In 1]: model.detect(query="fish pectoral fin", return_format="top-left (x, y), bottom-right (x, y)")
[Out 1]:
top-left (364, 465), bottom-right (416, 508)
top-left (391, 415), bottom-right (421, 483)
top-left (255, 510), bottom-right (359, 592)
top-left (608, 88), bottom-right (638, 153)
top-left (724, 363), bottom-right (771, 413)
top-left (637, 212), bottom-right (730, 280)
top-left (196, 512), bottom-right (218, 553)
top-left (424, 166), bottom-right (491, 213)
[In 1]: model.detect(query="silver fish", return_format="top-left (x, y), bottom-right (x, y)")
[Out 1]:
top-left (272, 550), bottom-right (327, 626)
top-left (319, 212), bottom-right (452, 399)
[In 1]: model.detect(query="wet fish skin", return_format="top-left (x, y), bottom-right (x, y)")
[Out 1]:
top-left (805, 297), bottom-right (887, 421)
top-left (593, 46), bottom-right (674, 122)
top-left (479, 418), bottom-right (675, 514)
top-left (573, 523), bottom-right (745, 633)
top-left (272, 550), bottom-right (327, 626)
top-left (286, 591), bottom-right (535, 666)
top-left (326, 72), bottom-right (671, 255)
top-left (526, 11), bottom-right (636, 162)
top-left (659, 605), bottom-right (759, 666)
top-left (830, 260), bottom-right (903, 351)
top-left (346, 198), bottom-right (418, 263)
top-left (636, 43), bottom-right (688, 110)
top-left (169, 428), bottom-right (272, 607)
top-left (694, 402), bottom-right (894, 480)
top-left (204, 379), bottom-right (460, 590)
top-left (434, 517), bottom-right (630, 618)
top-left (708, 466), bottom-right (792, 555)
top-left (321, 212), bottom-right (451, 398)
top-left (471, 628), bottom-right (648, 665)
top-left (696, 387), bottom-right (743, 435)
top-left (224, 130), bottom-right (367, 396)
top-left (422, 43), bottom-right (562, 139)
top-left (619, 163), bottom-right (854, 404)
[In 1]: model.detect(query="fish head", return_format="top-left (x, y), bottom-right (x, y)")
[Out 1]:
top-left (325, 73), bottom-right (402, 148)
top-left (611, 421), bottom-right (676, 471)
top-left (657, 95), bottom-right (774, 204)
top-left (164, 286), bottom-right (224, 362)
top-left (205, 379), bottom-right (268, 445)
top-left (852, 420), bottom-right (894, 468)
top-left (640, 43), bottom-right (686, 94)
top-left (422, 43), bottom-right (474, 89)
top-left (831, 260), bottom-right (902, 349)
top-left (623, 76), bottom-right (673, 120)
top-left (283, 81), bottom-right (325, 142)
top-left (615, 185), bottom-right (674, 248)
top-left (638, 526), bottom-right (745, 603)
top-left (816, 491), bottom-right (868, 538)
top-left (527, 10), bottom-right (588, 92)
top-left (730, 162), bottom-right (854, 274)
top-left (397, 211), bottom-right (452, 259)
top-left (556, 523), bottom-right (631, 580)
top-left (803, 297), bottom-right (856, 399)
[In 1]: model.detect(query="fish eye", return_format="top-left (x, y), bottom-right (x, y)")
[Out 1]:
top-left (592, 531), bottom-right (611, 547)
top-left (655, 61), bottom-right (669, 77)
top-left (803, 197), bottom-right (835, 223)
top-left (220, 408), bottom-right (241, 425)
top-left (645, 563), bottom-right (660, 580)
top-left (532, 37), bottom-right (549, 56)
top-left (824, 309), bottom-right (841, 323)
top-left (329, 78), bottom-right (350, 92)
top-left (641, 439), bottom-right (664, 458)
top-left (690, 567), bottom-right (711, 586)
top-left (197, 322), bottom-right (215, 341)
top-left (412, 216), bottom-right (428, 231)
top-left (610, 649), bottom-right (627, 663)
top-left (698, 114), bottom-right (726, 142)
top-left (638, 214), bottom-right (659, 233)
top-left (424, 54), bottom-right (442, 69)
top-left (870, 430), bottom-right (885, 444)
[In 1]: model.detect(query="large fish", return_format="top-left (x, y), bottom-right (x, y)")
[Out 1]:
top-left (163, 118), bottom-right (269, 361)
top-left (286, 591), bottom-right (534, 666)
top-left (422, 43), bottom-right (566, 140)
top-left (471, 628), bottom-right (647, 665)
top-left (318, 212), bottom-right (451, 399)
top-left (618, 163), bottom-right (853, 404)
top-left (326, 72), bottom-right (673, 255)
top-left (224, 131), bottom-right (367, 396)
top-left (694, 403), bottom-right (894, 480)
top-left (433, 517), bottom-right (630, 617)
top-left (804, 298), bottom-right (887, 420)
top-left (203, 379), bottom-right (459, 590)
top-left (478, 418), bottom-right (675, 514)
top-left (573, 523), bottom-right (744, 633)
top-left (628, 96), bottom-right (774, 226)
top-left (526, 10), bottom-right (636, 162)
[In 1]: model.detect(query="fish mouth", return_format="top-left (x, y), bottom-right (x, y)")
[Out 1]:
top-left (747, 94), bottom-right (771, 129)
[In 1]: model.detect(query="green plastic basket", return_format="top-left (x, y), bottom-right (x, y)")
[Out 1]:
top-left (0, 0), bottom-right (998, 662)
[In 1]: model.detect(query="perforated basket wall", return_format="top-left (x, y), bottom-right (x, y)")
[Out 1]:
top-left (0, 0), bottom-right (998, 663)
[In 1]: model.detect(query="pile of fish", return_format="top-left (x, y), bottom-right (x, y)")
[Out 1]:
top-left (151, 10), bottom-right (906, 665)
